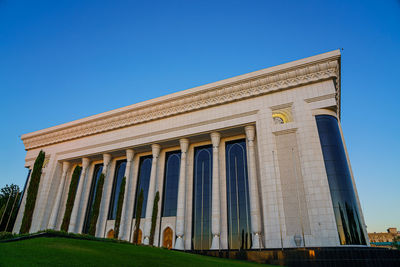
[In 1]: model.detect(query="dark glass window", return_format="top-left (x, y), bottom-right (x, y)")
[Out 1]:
top-left (162, 151), bottom-right (181, 217)
top-left (316, 115), bottom-right (366, 245)
top-left (133, 155), bottom-right (152, 218)
top-left (108, 160), bottom-right (127, 220)
top-left (225, 139), bottom-right (252, 249)
top-left (192, 145), bottom-right (212, 250)
top-left (83, 164), bottom-right (103, 234)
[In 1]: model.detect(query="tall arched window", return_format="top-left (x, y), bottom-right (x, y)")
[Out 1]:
top-left (133, 156), bottom-right (152, 218)
top-left (162, 151), bottom-right (181, 217)
top-left (83, 164), bottom-right (103, 234)
top-left (192, 145), bottom-right (212, 250)
top-left (225, 139), bottom-right (251, 249)
top-left (108, 160), bottom-right (127, 220)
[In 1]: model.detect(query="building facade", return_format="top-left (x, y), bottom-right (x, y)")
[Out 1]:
top-left (369, 228), bottom-right (399, 245)
top-left (13, 50), bottom-right (369, 249)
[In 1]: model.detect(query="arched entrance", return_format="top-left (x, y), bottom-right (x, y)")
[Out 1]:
top-left (107, 229), bottom-right (114, 239)
top-left (163, 227), bottom-right (173, 249)
top-left (133, 229), bottom-right (143, 244)
top-left (137, 229), bottom-right (142, 244)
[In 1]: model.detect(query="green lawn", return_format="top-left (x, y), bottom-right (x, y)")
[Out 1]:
top-left (0, 237), bottom-right (270, 267)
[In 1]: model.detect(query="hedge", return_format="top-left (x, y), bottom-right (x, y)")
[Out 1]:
top-left (61, 166), bottom-right (82, 232)
top-left (114, 177), bottom-right (126, 238)
top-left (1, 230), bottom-right (132, 244)
top-left (88, 173), bottom-right (105, 236)
top-left (133, 189), bottom-right (144, 244)
top-left (149, 191), bottom-right (159, 245)
top-left (20, 150), bottom-right (45, 234)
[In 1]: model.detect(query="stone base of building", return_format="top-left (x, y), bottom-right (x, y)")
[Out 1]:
top-left (188, 247), bottom-right (400, 267)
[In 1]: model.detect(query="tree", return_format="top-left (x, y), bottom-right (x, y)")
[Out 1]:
top-left (133, 189), bottom-right (144, 244)
top-left (149, 191), bottom-right (159, 245)
top-left (61, 166), bottom-right (82, 232)
top-left (0, 184), bottom-right (20, 200)
top-left (88, 173), bottom-right (105, 236)
top-left (0, 184), bottom-right (21, 232)
top-left (392, 236), bottom-right (400, 250)
top-left (20, 150), bottom-right (45, 234)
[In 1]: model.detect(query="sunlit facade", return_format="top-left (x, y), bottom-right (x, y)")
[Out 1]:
top-left (13, 50), bottom-right (369, 249)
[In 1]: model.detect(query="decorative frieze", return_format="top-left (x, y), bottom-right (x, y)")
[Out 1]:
top-left (22, 58), bottom-right (339, 150)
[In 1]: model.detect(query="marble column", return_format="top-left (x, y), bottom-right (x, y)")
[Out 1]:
top-left (174, 138), bottom-right (189, 250)
top-left (119, 149), bottom-right (135, 240)
top-left (245, 125), bottom-right (262, 249)
top-left (96, 153), bottom-right (113, 237)
top-left (68, 157), bottom-right (90, 233)
top-left (48, 161), bottom-right (70, 230)
top-left (143, 144), bottom-right (161, 245)
top-left (210, 132), bottom-right (221, 250)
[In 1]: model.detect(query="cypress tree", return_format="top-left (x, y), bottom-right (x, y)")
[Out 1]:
top-left (88, 173), bottom-right (105, 236)
top-left (149, 191), bottom-right (159, 246)
top-left (113, 177), bottom-right (126, 239)
top-left (61, 166), bottom-right (82, 232)
top-left (20, 150), bottom-right (45, 234)
top-left (133, 189), bottom-right (144, 244)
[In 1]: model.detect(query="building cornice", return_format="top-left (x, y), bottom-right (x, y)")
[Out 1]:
top-left (22, 50), bottom-right (341, 150)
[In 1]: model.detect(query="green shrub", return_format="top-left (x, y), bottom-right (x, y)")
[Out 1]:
top-left (44, 229), bottom-right (130, 244)
top-left (0, 232), bottom-right (15, 240)
top-left (88, 173), bottom-right (105, 236)
top-left (149, 191), bottom-right (159, 245)
top-left (61, 166), bottom-right (82, 232)
top-left (133, 189), bottom-right (144, 244)
top-left (114, 177), bottom-right (126, 239)
top-left (392, 236), bottom-right (400, 250)
top-left (0, 229), bottom-right (132, 243)
top-left (20, 150), bottom-right (45, 234)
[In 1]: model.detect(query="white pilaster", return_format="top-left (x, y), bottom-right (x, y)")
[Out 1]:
top-left (143, 144), bottom-right (161, 245)
top-left (245, 125), bottom-right (263, 249)
top-left (96, 153), bottom-right (113, 237)
top-left (48, 161), bottom-right (70, 229)
top-left (174, 138), bottom-right (189, 250)
top-left (68, 158), bottom-right (90, 233)
top-left (210, 132), bottom-right (221, 250)
top-left (119, 149), bottom-right (135, 240)
top-left (30, 155), bottom-right (55, 232)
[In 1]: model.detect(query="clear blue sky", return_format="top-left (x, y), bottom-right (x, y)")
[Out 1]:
top-left (0, 0), bottom-right (399, 233)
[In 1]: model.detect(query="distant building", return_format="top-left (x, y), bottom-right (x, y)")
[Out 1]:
top-left (13, 50), bottom-right (369, 249)
top-left (369, 228), bottom-right (399, 246)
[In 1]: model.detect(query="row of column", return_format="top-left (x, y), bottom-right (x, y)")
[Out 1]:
top-left (48, 125), bottom-right (262, 249)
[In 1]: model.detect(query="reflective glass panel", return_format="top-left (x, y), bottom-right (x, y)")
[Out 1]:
top-left (226, 139), bottom-right (252, 249)
top-left (133, 156), bottom-right (152, 218)
top-left (108, 160), bottom-right (127, 220)
top-left (162, 151), bottom-right (181, 217)
top-left (192, 145), bottom-right (212, 250)
top-left (316, 115), bottom-right (366, 245)
top-left (83, 164), bottom-right (103, 234)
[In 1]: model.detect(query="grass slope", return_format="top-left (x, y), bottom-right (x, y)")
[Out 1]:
top-left (0, 237), bottom-right (268, 267)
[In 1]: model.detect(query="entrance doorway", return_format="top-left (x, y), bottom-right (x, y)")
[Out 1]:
top-left (163, 227), bottom-right (173, 249)
top-left (107, 229), bottom-right (114, 239)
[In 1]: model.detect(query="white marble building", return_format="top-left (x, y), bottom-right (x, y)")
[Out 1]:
top-left (13, 50), bottom-right (369, 249)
